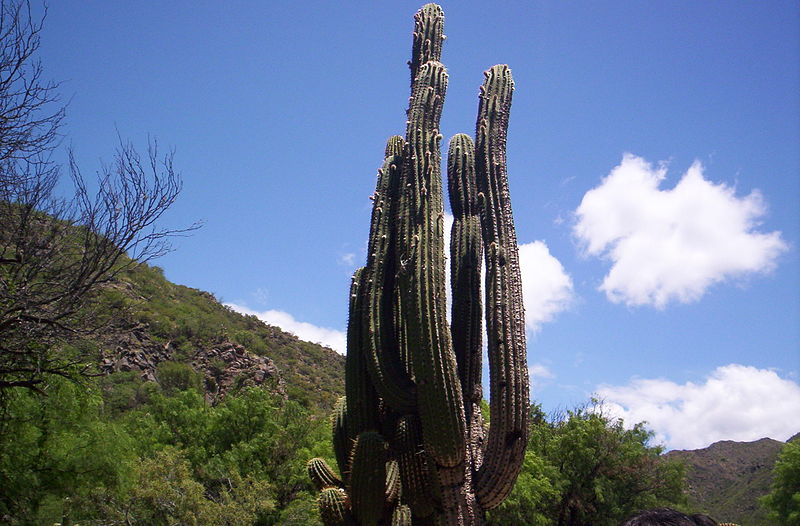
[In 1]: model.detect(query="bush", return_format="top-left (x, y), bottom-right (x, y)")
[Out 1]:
top-left (156, 361), bottom-right (203, 394)
top-left (761, 439), bottom-right (800, 526)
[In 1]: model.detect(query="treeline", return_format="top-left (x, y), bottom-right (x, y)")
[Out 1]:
top-left (489, 403), bottom-right (685, 525)
top-left (0, 366), bottom-right (334, 525)
top-left (0, 366), bottom-right (689, 525)
top-left (6, 367), bottom-right (797, 525)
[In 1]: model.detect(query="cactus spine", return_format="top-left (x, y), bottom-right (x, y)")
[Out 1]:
top-left (309, 5), bottom-right (528, 524)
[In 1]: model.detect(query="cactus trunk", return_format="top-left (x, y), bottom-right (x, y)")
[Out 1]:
top-left (309, 4), bottom-right (529, 525)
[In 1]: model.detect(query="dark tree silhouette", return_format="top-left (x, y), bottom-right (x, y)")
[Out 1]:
top-left (0, 0), bottom-right (197, 393)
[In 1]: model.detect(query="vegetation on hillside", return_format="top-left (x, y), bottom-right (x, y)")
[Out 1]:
top-left (667, 435), bottom-right (787, 525)
top-left (761, 438), bottom-right (800, 525)
top-left (98, 262), bottom-right (345, 411)
top-left (0, 372), bottom-right (333, 525)
top-left (488, 403), bottom-right (686, 526)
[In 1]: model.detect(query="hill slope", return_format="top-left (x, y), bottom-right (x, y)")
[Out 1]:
top-left (667, 436), bottom-right (791, 525)
top-left (95, 262), bottom-right (345, 411)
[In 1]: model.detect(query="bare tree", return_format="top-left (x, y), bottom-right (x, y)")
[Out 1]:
top-left (0, 0), bottom-right (198, 392)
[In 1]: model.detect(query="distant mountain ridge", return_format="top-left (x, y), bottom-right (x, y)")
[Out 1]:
top-left (667, 434), bottom-right (796, 525)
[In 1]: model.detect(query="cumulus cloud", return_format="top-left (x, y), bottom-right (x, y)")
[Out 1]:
top-left (446, 213), bottom-right (574, 332)
top-left (529, 363), bottom-right (555, 380)
top-left (225, 303), bottom-right (346, 354)
top-left (596, 364), bottom-right (800, 450)
top-left (574, 154), bottom-right (787, 308)
top-left (519, 241), bottom-right (574, 331)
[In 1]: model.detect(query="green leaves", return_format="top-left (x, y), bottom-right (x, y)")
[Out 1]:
top-left (0, 377), bottom-right (137, 524)
top-left (488, 403), bottom-right (686, 526)
top-left (0, 376), bottom-right (336, 525)
top-left (761, 439), bottom-right (800, 526)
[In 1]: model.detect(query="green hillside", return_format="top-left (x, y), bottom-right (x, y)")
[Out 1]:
top-left (667, 436), bottom-right (791, 525)
top-left (0, 259), bottom-right (347, 525)
top-left (96, 262), bottom-right (345, 412)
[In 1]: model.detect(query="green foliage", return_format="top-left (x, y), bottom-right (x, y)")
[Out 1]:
top-left (488, 403), bottom-right (686, 526)
top-left (0, 377), bottom-right (136, 525)
top-left (156, 360), bottom-right (204, 394)
top-left (123, 447), bottom-right (216, 525)
top-left (487, 450), bottom-right (560, 526)
top-left (98, 262), bottom-right (344, 412)
top-left (761, 439), bottom-right (800, 525)
top-left (0, 375), bottom-right (333, 525)
top-left (89, 447), bottom-right (274, 526)
top-left (98, 370), bottom-right (154, 415)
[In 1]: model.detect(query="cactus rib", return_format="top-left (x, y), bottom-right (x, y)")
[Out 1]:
top-left (447, 133), bottom-right (485, 458)
top-left (349, 431), bottom-right (389, 526)
top-left (345, 268), bottom-right (382, 442)
top-left (400, 59), bottom-right (467, 470)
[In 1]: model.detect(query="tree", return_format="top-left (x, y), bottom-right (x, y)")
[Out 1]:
top-left (0, 375), bottom-right (137, 524)
top-left (761, 439), bottom-right (800, 526)
top-left (0, 0), bottom-right (197, 393)
top-left (488, 402), bottom-right (686, 526)
top-left (0, 0), bottom-right (63, 177)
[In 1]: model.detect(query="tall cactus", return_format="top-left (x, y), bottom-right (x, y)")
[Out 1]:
top-left (310, 5), bottom-right (528, 525)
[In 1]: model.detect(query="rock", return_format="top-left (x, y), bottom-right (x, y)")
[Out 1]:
top-left (99, 325), bottom-right (285, 402)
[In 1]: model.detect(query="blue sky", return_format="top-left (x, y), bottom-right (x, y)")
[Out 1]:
top-left (38, 1), bottom-right (798, 450)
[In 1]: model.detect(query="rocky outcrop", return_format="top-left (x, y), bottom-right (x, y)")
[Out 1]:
top-left (99, 323), bottom-right (285, 401)
top-left (191, 341), bottom-right (285, 401)
top-left (100, 324), bottom-right (171, 382)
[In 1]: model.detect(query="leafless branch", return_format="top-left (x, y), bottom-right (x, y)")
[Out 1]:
top-left (0, 0), bottom-right (200, 396)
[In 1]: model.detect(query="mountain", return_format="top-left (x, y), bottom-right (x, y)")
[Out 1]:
top-left (94, 262), bottom-right (345, 412)
top-left (666, 436), bottom-right (793, 525)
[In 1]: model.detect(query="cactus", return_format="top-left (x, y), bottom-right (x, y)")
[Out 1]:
top-left (309, 457), bottom-right (344, 491)
top-left (318, 487), bottom-right (353, 526)
top-left (391, 505), bottom-right (412, 526)
top-left (310, 4), bottom-right (528, 524)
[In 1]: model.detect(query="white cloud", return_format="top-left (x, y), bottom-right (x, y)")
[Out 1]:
top-left (596, 364), bottom-right (800, 450)
top-left (519, 241), bottom-right (574, 332)
top-left (338, 252), bottom-right (356, 267)
top-left (529, 363), bottom-right (555, 380)
top-left (574, 154), bottom-right (787, 308)
top-left (225, 303), bottom-right (346, 354)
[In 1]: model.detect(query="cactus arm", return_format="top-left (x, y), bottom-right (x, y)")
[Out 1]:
top-left (348, 431), bottom-right (389, 526)
top-left (384, 459), bottom-right (401, 504)
top-left (399, 60), bottom-right (467, 470)
top-left (391, 504), bottom-right (412, 526)
top-left (345, 268), bottom-right (382, 441)
top-left (409, 4), bottom-right (445, 87)
top-left (331, 396), bottom-right (353, 481)
top-left (447, 133), bottom-right (485, 464)
top-left (308, 457), bottom-right (344, 491)
top-left (393, 414), bottom-right (439, 519)
top-left (473, 64), bottom-right (529, 510)
top-left (385, 135), bottom-right (405, 158)
top-left (318, 487), bottom-right (354, 526)
top-left (363, 142), bottom-right (417, 413)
